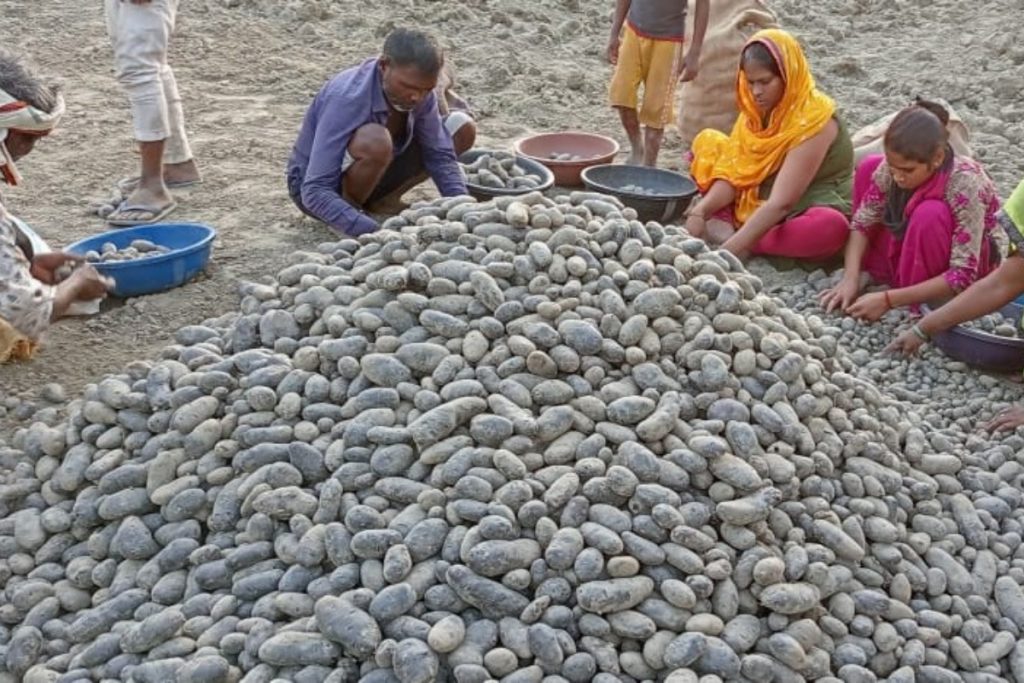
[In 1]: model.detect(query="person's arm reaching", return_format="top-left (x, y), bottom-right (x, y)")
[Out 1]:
top-left (820, 230), bottom-right (869, 313)
top-left (416, 93), bottom-right (467, 198)
top-left (847, 273), bottom-right (954, 321)
top-left (684, 180), bottom-right (736, 239)
top-left (887, 255), bottom-right (1024, 354)
top-left (722, 120), bottom-right (838, 257)
top-left (299, 90), bottom-right (379, 237)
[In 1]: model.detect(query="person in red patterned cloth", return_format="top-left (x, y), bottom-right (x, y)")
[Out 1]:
top-left (0, 52), bottom-right (111, 362)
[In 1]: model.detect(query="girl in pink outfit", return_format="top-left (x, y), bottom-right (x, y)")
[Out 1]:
top-left (821, 100), bottom-right (1006, 321)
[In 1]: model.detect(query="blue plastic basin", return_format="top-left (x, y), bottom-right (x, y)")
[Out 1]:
top-left (64, 223), bottom-right (216, 298)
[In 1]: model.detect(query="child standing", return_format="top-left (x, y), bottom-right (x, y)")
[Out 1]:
top-left (607, 0), bottom-right (709, 166)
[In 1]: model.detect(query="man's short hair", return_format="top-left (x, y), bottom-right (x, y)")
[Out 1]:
top-left (0, 51), bottom-right (60, 113)
top-left (382, 28), bottom-right (444, 76)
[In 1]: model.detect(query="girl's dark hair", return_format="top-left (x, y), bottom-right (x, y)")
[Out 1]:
top-left (884, 98), bottom-right (950, 163)
top-left (741, 42), bottom-right (782, 78)
top-left (382, 28), bottom-right (444, 77)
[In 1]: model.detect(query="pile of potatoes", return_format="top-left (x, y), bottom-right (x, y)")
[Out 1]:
top-left (460, 152), bottom-right (546, 191)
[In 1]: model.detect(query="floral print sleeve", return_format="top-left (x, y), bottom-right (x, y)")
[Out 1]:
top-left (0, 204), bottom-right (53, 340)
top-left (944, 158), bottom-right (1006, 291)
top-left (850, 160), bottom-right (891, 233)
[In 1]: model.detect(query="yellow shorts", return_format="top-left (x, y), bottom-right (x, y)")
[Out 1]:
top-left (608, 23), bottom-right (683, 129)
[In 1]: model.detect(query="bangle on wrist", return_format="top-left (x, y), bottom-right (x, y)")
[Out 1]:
top-left (883, 290), bottom-right (893, 309)
top-left (911, 323), bottom-right (930, 341)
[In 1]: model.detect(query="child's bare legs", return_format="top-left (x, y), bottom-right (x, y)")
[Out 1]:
top-left (616, 106), bottom-right (644, 165)
top-left (643, 126), bottom-right (664, 167)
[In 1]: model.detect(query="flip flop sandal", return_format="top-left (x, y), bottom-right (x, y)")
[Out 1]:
top-left (116, 175), bottom-right (202, 193)
top-left (106, 200), bottom-right (178, 227)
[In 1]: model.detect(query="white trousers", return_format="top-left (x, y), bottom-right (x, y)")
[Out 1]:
top-left (105, 0), bottom-right (192, 164)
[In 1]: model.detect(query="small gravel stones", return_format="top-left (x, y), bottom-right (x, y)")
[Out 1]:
top-left (3, 191), bottom-right (1024, 683)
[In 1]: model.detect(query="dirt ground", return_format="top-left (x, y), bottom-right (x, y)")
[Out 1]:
top-left (1, 0), bottom-right (1022, 405)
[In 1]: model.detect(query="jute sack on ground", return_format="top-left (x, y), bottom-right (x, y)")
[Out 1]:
top-left (851, 98), bottom-right (974, 163)
top-left (677, 0), bottom-right (779, 148)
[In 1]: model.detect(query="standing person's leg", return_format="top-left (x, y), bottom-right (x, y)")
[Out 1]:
top-left (609, 25), bottom-right (645, 165)
top-left (156, 19), bottom-right (200, 188)
top-left (638, 38), bottom-right (681, 167)
top-left (749, 207), bottom-right (850, 260)
top-left (893, 199), bottom-right (955, 288)
top-left (106, 0), bottom-right (178, 225)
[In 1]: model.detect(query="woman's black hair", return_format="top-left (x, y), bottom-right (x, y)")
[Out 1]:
top-left (741, 41), bottom-right (782, 78)
top-left (884, 98), bottom-right (950, 163)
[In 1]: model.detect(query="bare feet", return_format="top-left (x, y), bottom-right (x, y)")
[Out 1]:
top-left (163, 159), bottom-right (201, 185)
top-left (626, 146), bottom-right (644, 166)
top-left (118, 159), bottom-right (202, 192)
top-left (106, 183), bottom-right (177, 226)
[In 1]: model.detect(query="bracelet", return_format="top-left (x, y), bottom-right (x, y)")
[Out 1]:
top-left (883, 291), bottom-right (893, 309)
top-left (911, 323), bottom-right (930, 341)
top-left (685, 208), bottom-right (706, 220)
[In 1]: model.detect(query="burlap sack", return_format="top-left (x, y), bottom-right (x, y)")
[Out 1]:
top-left (677, 0), bottom-right (779, 148)
top-left (851, 99), bottom-right (974, 163)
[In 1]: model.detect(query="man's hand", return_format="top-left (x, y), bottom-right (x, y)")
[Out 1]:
top-left (607, 36), bottom-right (621, 65)
top-left (677, 50), bottom-right (700, 82)
top-left (30, 252), bottom-right (84, 285)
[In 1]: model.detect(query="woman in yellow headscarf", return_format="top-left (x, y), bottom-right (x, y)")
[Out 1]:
top-left (686, 29), bottom-right (853, 260)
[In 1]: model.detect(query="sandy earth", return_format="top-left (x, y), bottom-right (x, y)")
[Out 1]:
top-left (1, 0), bottom-right (1022, 411)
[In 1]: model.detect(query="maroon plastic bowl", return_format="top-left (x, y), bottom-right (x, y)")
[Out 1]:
top-left (514, 132), bottom-right (620, 187)
top-left (921, 301), bottom-right (1024, 373)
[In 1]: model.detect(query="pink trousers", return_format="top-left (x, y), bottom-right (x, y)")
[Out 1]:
top-left (750, 206), bottom-right (850, 260)
top-left (711, 205), bottom-right (850, 260)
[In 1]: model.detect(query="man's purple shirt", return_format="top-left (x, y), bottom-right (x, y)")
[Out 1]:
top-left (287, 58), bottom-right (467, 236)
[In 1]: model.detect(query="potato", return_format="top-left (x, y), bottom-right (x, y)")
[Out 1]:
top-left (381, 216), bottom-right (408, 231)
top-left (505, 201), bottom-right (530, 228)
top-left (477, 169), bottom-right (504, 188)
top-left (569, 191), bottom-right (624, 208)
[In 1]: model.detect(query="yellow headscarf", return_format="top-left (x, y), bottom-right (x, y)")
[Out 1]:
top-left (690, 29), bottom-right (836, 224)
